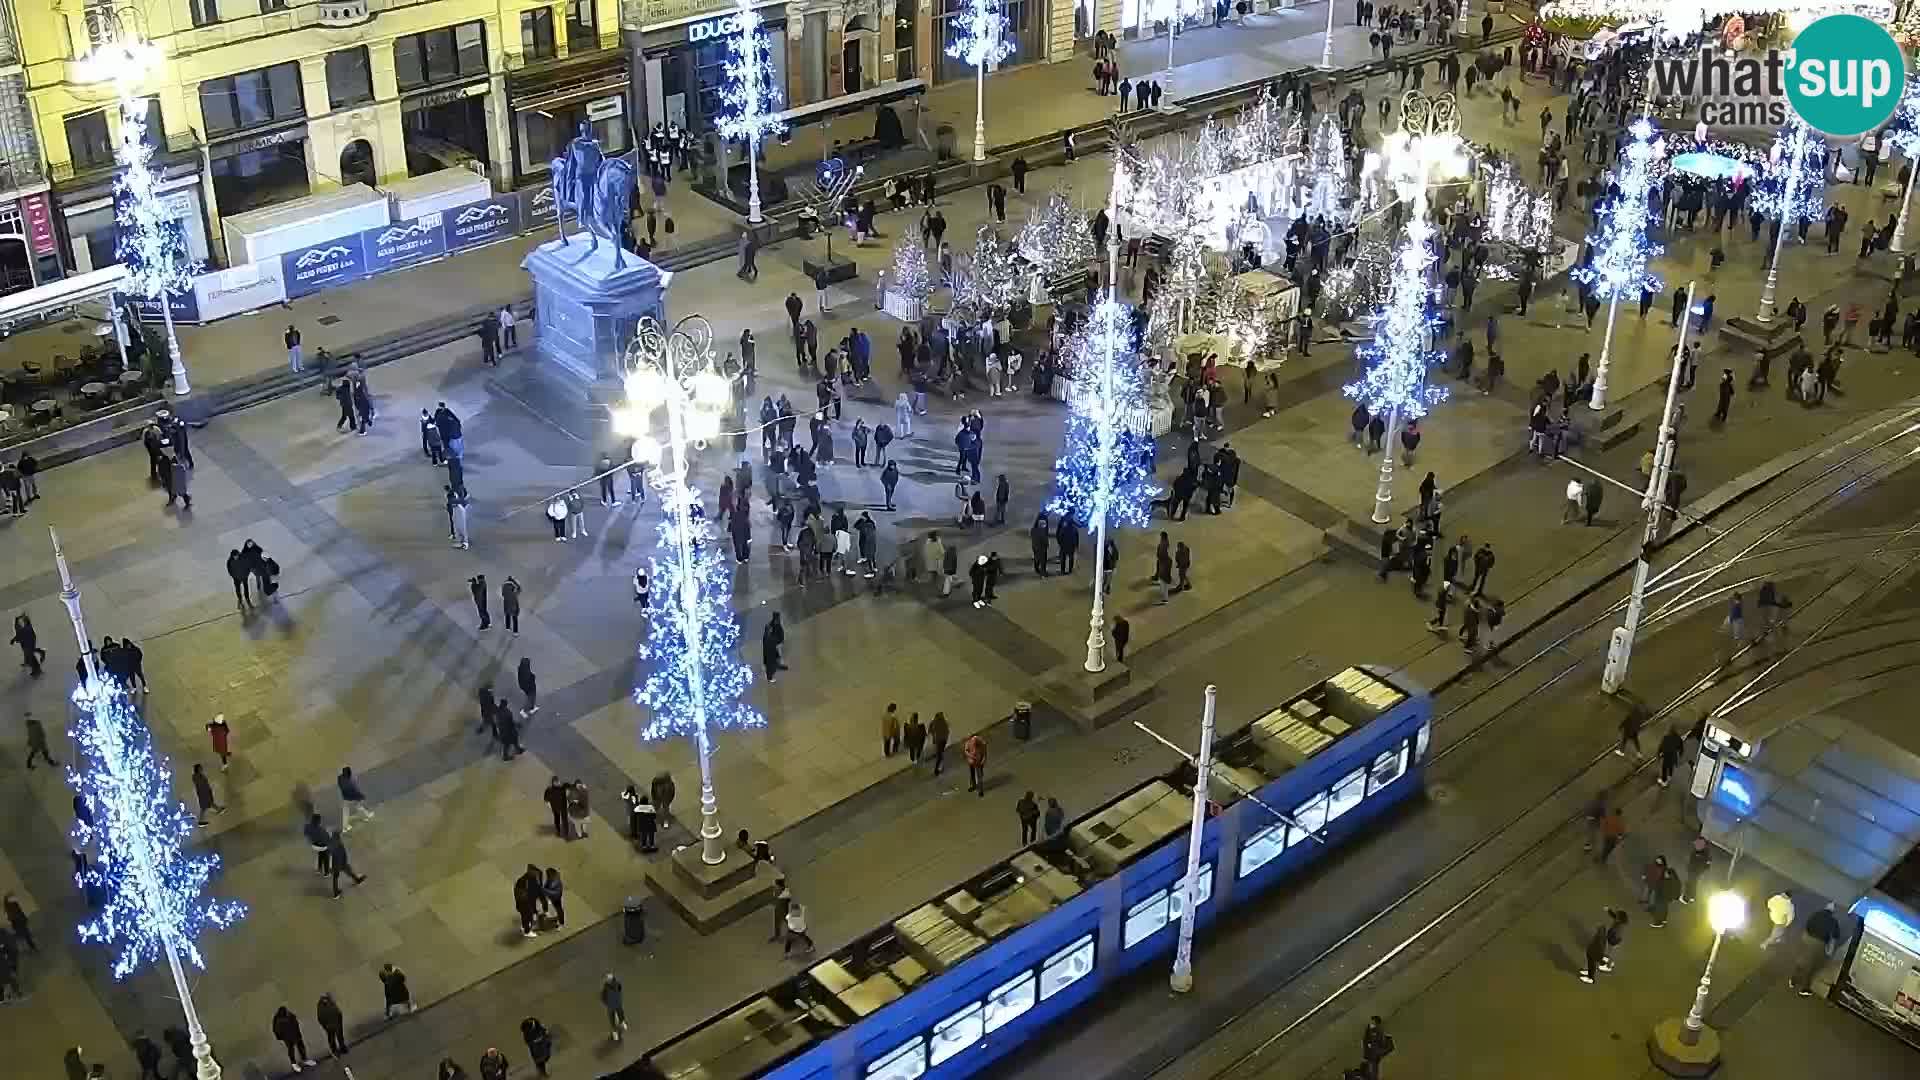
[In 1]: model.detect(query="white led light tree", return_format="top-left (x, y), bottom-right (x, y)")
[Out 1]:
top-left (54, 528), bottom-right (244, 1080)
top-left (109, 59), bottom-right (194, 395)
top-left (618, 316), bottom-right (763, 866)
top-left (947, 0), bottom-right (1015, 163)
top-left (715, 0), bottom-right (788, 223)
top-left (1569, 117), bottom-right (1664, 410)
top-left (1889, 76), bottom-right (1920, 253)
top-left (1752, 118), bottom-right (1827, 323)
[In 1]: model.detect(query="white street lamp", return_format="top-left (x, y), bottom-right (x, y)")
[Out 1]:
top-left (948, 0), bottom-right (1014, 163)
top-left (1756, 126), bottom-right (1810, 325)
top-left (1321, 0), bottom-right (1338, 70)
top-left (622, 317), bottom-right (763, 866)
top-left (1682, 891), bottom-right (1748, 1043)
top-left (715, 0), bottom-right (786, 224)
top-left (1651, 888), bottom-right (1745, 1074)
top-left (1169, 684), bottom-right (1216, 993)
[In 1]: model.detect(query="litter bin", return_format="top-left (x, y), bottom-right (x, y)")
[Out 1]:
top-left (622, 896), bottom-right (647, 944)
top-left (1012, 701), bottom-right (1033, 741)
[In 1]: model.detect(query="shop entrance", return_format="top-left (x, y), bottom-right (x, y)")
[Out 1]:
top-left (0, 236), bottom-right (31, 296)
top-left (843, 37), bottom-right (864, 93)
top-left (210, 142), bottom-right (312, 216)
top-left (340, 139), bottom-right (376, 187)
top-left (403, 94), bottom-right (490, 176)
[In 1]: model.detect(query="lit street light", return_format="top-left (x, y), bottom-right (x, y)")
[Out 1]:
top-left (1650, 888), bottom-right (1745, 1075)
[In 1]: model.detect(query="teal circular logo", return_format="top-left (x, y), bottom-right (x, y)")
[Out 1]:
top-left (1785, 14), bottom-right (1905, 137)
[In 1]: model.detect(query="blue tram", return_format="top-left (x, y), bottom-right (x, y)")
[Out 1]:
top-left (610, 665), bottom-right (1431, 1080)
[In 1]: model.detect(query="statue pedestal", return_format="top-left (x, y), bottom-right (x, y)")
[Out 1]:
top-left (521, 233), bottom-right (672, 397)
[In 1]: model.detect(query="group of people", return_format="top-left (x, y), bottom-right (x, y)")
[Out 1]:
top-left (223, 539), bottom-right (283, 610)
top-left (0, 451), bottom-right (41, 515)
top-left (141, 412), bottom-right (195, 510)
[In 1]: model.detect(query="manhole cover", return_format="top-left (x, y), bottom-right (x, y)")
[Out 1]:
top-left (1428, 784), bottom-right (1457, 804)
top-left (317, 314), bottom-right (343, 326)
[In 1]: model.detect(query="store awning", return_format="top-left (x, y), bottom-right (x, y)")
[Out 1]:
top-left (773, 79), bottom-right (926, 128)
top-left (0, 264), bottom-right (127, 332)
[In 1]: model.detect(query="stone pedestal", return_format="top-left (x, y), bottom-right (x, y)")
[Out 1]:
top-left (521, 233), bottom-right (672, 398)
top-left (1718, 315), bottom-right (1802, 365)
top-left (644, 842), bottom-right (780, 934)
top-left (1035, 659), bottom-right (1155, 731)
top-left (1648, 1017), bottom-right (1722, 1077)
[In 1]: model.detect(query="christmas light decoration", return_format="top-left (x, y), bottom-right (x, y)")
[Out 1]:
top-left (1750, 119), bottom-right (1828, 227)
top-left (947, 0), bottom-right (1015, 162)
top-left (1319, 232), bottom-right (1394, 322)
top-left (1571, 117), bottom-right (1665, 409)
top-left (889, 239), bottom-right (935, 301)
top-left (1017, 189), bottom-right (1095, 278)
top-left (115, 96), bottom-right (195, 395)
top-left (1888, 76), bottom-right (1920, 253)
top-left (1303, 115), bottom-right (1351, 223)
top-left (948, 225), bottom-right (1024, 320)
top-left (67, 683), bottom-right (246, 981)
top-left (1048, 299), bottom-right (1159, 531)
top-left (715, 0), bottom-right (787, 223)
top-left (1343, 215), bottom-right (1449, 427)
top-left (618, 316), bottom-right (761, 865)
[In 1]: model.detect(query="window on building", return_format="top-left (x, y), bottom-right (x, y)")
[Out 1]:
top-left (567, 0), bottom-right (598, 48)
top-left (132, 97), bottom-right (166, 150)
top-left (520, 9), bottom-right (556, 61)
top-left (259, 0), bottom-right (288, 10)
top-left (199, 62), bottom-right (306, 136)
top-left (65, 110), bottom-right (113, 169)
top-left (190, 0), bottom-right (220, 26)
top-left (394, 22), bottom-right (489, 91)
top-left (326, 47), bottom-right (375, 109)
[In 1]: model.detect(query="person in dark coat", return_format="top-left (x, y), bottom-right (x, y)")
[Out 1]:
top-left (517, 657), bottom-right (538, 714)
top-left (521, 1017), bottom-right (554, 1077)
top-left (1113, 615), bottom-right (1131, 662)
top-left (1030, 513), bottom-right (1051, 575)
top-left (929, 711), bottom-right (951, 774)
top-left (1055, 517), bottom-right (1080, 573)
top-left (272, 1006), bottom-right (316, 1070)
top-left (763, 613), bottom-right (787, 681)
top-left (316, 992), bottom-right (348, 1057)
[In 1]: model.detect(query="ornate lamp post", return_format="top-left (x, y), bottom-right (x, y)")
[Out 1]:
top-left (617, 317), bottom-right (763, 865)
top-left (948, 0), bottom-right (1014, 163)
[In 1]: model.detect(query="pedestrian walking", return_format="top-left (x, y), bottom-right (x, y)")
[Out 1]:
top-left (1113, 615), bottom-right (1131, 663)
top-left (272, 1006), bottom-right (317, 1071)
top-left (784, 900), bottom-right (816, 955)
top-left (567, 781), bottom-right (590, 838)
top-left (304, 812), bottom-right (332, 875)
top-left (602, 974), bottom-right (628, 1042)
top-left (24, 711), bottom-right (55, 768)
top-left (544, 867), bottom-right (567, 927)
top-left (771, 878), bottom-right (793, 942)
top-left (203, 713), bottom-right (232, 770)
top-left (479, 1048), bottom-right (510, 1080)
top-left (501, 576), bottom-right (522, 634)
top-left (327, 829), bottom-right (366, 898)
top-left (882, 703), bottom-right (901, 757)
top-left (904, 712), bottom-right (927, 762)
top-left (285, 325), bottom-right (303, 374)
top-left (929, 711), bottom-right (950, 774)
top-left (1762, 891), bottom-right (1796, 948)
top-left (3, 894), bottom-right (35, 954)
top-left (190, 763), bottom-right (225, 826)
top-left (11, 614), bottom-right (46, 677)
top-left (964, 732), bottom-right (987, 796)
top-left (1361, 1017), bottom-right (1394, 1080)
top-left (763, 613), bottom-right (786, 682)
top-left (521, 1017), bottom-right (554, 1077)
top-left (1597, 806), bottom-right (1626, 863)
top-left (1681, 835), bottom-right (1712, 903)
top-left (518, 657), bottom-right (539, 715)
top-left (376, 963), bottom-right (413, 1019)
top-left (469, 574), bottom-right (490, 629)
top-left (1017, 790), bottom-right (1040, 844)
top-left (1657, 727), bottom-right (1685, 786)
top-left (1175, 541), bottom-right (1193, 592)
top-left (337, 766), bottom-right (374, 831)
top-left (316, 993), bottom-right (347, 1057)
top-left (1615, 704), bottom-right (1646, 759)
top-left (1650, 862), bottom-right (1679, 928)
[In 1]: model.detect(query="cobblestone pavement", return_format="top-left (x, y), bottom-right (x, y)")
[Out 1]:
top-left (3, 16), bottom-right (1919, 1080)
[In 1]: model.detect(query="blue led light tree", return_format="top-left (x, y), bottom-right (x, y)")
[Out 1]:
top-left (1752, 118), bottom-right (1828, 324)
top-left (1887, 75), bottom-right (1920, 253)
top-left (619, 316), bottom-right (763, 865)
top-left (947, 0), bottom-right (1015, 163)
top-left (53, 529), bottom-right (243, 1080)
top-left (1569, 117), bottom-right (1664, 410)
top-left (715, 0), bottom-right (787, 223)
top-left (1345, 213), bottom-right (1449, 524)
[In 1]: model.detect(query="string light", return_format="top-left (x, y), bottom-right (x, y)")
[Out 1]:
top-left (1750, 120), bottom-right (1827, 225)
top-left (1885, 75), bottom-right (1920, 156)
top-left (1016, 190), bottom-right (1095, 277)
top-left (1048, 298), bottom-right (1159, 530)
top-left (633, 481), bottom-right (762, 743)
top-left (1344, 214), bottom-right (1448, 421)
top-left (714, 0), bottom-right (786, 148)
top-left (889, 239), bottom-right (935, 301)
top-left (947, 0), bottom-right (1015, 70)
top-left (68, 682), bottom-right (246, 981)
top-left (1571, 117), bottom-right (1665, 302)
top-left (116, 99), bottom-right (196, 313)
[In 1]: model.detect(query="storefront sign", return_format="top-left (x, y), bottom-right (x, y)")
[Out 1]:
top-left (18, 194), bottom-right (55, 257)
top-left (194, 261), bottom-right (286, 321)
top-left (523, 183), bottom-right (558, 226)
top-left (403, 82), bottom-right (488, 112)
top-left (128, 289), bottom-right (202, 325)
top-left (586, 95), bottom-right (625, 121)
top-left (445, 194), bottom-right (523, 252)
top-left (688, 12), bottom-right (745, 41)
top-left (281, 236), bottom-right (367, 298)
top-left (361, 212), bottom-right (447, 273)
top-left (638, 0), bottom-right (747, 30)
top-left (210, 126), bottom-right (307, 161)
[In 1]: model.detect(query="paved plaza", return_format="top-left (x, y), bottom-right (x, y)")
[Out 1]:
top-left (2, 14), bottom-right (1919, 1080)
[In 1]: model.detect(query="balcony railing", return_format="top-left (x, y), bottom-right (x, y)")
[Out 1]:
top-left (0, 157), bottom-right (44, 196)
top-left (51, 129), bottom-right (200, 185)
top-left (503, 30), bottom-right (621, 73)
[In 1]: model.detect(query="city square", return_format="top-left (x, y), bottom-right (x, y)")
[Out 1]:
top-left (0, 2), bottom-right (1919, 1080)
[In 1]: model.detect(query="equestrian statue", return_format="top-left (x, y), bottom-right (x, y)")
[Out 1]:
top-left (545, 123), bottom-right (639, 270)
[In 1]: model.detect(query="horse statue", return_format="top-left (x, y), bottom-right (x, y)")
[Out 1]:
top-left (586, 158), bottom-right (637, 270)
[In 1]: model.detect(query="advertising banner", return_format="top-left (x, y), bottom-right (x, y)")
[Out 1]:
top-left (128, 289), bottom-right (202, 325)
top-left (194, 261), bottom-right (287, 322)
top-left (444, 194), bottom-right (522, 253)
top-left (281, 236), bottom-right (368, 299)
top-left (361, 212), bottom-right (447, 274)
top-left (18, 194), bottom-right (56, 257)
top-left (522, 183), bottom-right (558, 227)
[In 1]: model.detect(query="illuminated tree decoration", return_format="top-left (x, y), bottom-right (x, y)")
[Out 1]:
top-left (1750, 119), bottom-right (1827, 226)
top-left (1303, 114), bottom-right (1351, 223)
top-left (1344, 214), bottom-right (1449, 422)
top-left (1571, 117), bottom-right (1665, 303)
top-left (714, 0), bottom-right (787, 150)
top-left (1319, 231), bottom-right (1393, 321)
top-left (948, 225), bottom-right (1024, 319)
top-left (946, 0), bottom-right (1015, 72)
top-left (1017, 189), bottom-right (1095, 277)
top-left (68, 684), bottom-right (245, 980)
top-left (890, 239), bottom-right (934, 301)
top-left (1048, 298), bottom-right (1159, 530)
top-left (1885, 75), bottom-right (1920, 157)
top-left (115, 100), bottom-right (197, 315)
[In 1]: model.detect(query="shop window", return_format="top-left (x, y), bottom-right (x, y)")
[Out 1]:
top-left (395, 22), bottom-right (488, 91)
top-left (199, 62), bottom-right (305, 136)
top-left (929, 1002), bottom-right (983, 1067)
top-left (1239, 823), bottom-right (1286, 878)
top-left (936, 0), bottom-right (1038, 83)
top-left (1327, 768), bottom-right (1367, 823)
top-left (1123, 889), bottom-right (1171, 948)
top-left (865, 1038), bottom-right (924, 1080)
top-left (140, 98), bottom-right (166, 148)
top-left (190, 0), bottom-right (220, 27)
top-left (326, 48), bottom-right (375, 110)
top-left (982, 971), bottom-right (1035, 1033)
top-left (1039, 934), bottom-right (1095, 999)
top-left (521, 9), bottom-right (556, 62)
top-left (1368, 743), bottom-right (1410, 794)
top-left (65, 110), bottom-right (113, 170)
top-left (567, 0), bottom-right (598, 48)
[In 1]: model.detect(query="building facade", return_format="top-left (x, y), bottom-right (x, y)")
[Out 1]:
top-left (0, 0), bottom-right (56, 294)
top-left (19, 0), bottom-right (623, 274)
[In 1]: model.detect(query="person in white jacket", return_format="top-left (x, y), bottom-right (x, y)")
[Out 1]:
top-left (783, 901), bottom-right (814, 954)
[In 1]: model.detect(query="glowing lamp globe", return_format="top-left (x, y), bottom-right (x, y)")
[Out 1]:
top-left (691, 371), bottom-right (730, 409)
top-left (626, 368), bottom-right (669, 410)
top-left (630, 434), bottom-right (661, 467)
top-left (1708, 891), bottom-right (1746, 934)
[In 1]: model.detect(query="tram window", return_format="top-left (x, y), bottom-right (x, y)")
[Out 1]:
top-left (1368, 743), bottom-right (1410, 794)
top-left (1124, 889), bottom-right (1172, 948)
top-left (1287, 794), bottom-right (1329, 847)
top-left (865, 1037), bottom-right (926, 1080)
top-left (1417, 722), bottom-right (1431, 761)
top-left (930, 1002), bottom-right (984, 1067)
top-left (1168, 862), bottom-right (1214, 920)
top-left (1040, 934), bottom-right (1096, 999)
top-left (1326, 768), bottom-right (1366, 822)
top-left (1238, 823), bottom-right (1285, 878)
top-left (983, 971), bottom-right (1036, 1032)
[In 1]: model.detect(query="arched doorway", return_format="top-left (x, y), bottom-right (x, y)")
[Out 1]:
top-left (340, 139), bottom-right (376, 188)
top-left (843, 36), bottom-right (864, 93)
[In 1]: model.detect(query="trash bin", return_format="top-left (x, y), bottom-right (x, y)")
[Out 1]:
top-left (1012, 701), bottom-right (1033, 741)
top-left (622, 896), bottom-right (647, 944)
